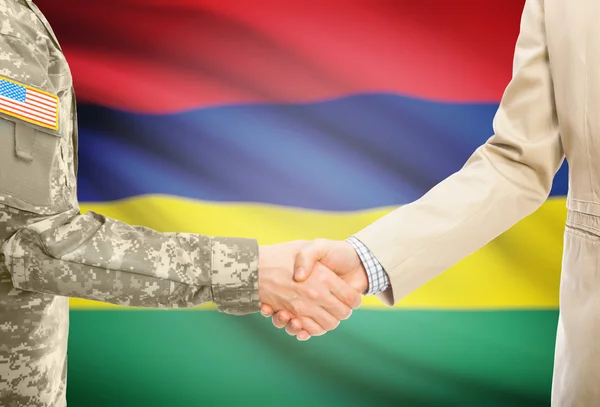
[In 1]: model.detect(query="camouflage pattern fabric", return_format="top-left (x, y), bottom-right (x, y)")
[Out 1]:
top-left (0, 1), bottom-right (260, 405)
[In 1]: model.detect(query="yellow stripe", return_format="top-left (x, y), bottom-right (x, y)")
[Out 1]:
top-left (70, 195), bottom-right (566, 310)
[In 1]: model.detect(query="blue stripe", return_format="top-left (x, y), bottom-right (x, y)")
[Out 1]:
top-left (77, 93), bottom-right (568, 211)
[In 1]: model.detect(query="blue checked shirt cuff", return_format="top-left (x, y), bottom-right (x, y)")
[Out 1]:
top-left (346, 236), bottom-right (390, 296)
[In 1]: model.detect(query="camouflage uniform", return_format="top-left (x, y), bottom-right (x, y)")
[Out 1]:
top-left (0, 1), bottom-right (260, 405)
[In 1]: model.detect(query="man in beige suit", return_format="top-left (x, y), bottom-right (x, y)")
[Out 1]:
top-left (260, 0), bottom-right (598, 404)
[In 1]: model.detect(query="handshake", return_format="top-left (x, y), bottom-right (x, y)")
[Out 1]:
top-left (257, 238), bottom-right (372, 341)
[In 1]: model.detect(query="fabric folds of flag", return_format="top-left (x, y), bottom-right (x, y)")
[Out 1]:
top-left (33, 1), bottom-right (558, 406)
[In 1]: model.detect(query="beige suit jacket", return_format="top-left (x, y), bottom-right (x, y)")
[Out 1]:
top-left (354, 0), bottom-right (599, 405)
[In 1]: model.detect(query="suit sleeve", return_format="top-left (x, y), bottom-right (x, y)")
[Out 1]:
top-left (1, 209), bottom-right (259, 314)
top-left (354, 0), bottom-right (564, 305)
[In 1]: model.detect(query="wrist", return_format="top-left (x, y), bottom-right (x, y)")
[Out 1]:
top-left (341, 240), bottom-right (369, 294)
top-left (355, 264), bottom-right (369, 294)
top-left (257, 242), bottom-right (302, 308)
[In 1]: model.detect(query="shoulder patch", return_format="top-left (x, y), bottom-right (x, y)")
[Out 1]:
top-left (0, 76), bottom-right (59, 131)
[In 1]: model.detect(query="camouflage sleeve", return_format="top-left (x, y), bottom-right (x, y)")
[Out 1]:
top-left (0, 209), bottom-right (259, 315)
top-left (0, 0), bottom-right (259, 315)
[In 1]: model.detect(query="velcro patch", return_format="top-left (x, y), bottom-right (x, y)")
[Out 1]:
top-left (0, 76), bottom-right (59, 131)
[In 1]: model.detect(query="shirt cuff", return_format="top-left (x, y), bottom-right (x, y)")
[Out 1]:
top-left (346, 236), bottom-right (390, 296)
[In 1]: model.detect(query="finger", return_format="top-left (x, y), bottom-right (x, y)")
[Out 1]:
top-left (304, 306), bottom-right (340, 332)
top-left (308, 263), bottom-right (359, 316)
top-left (328, 276), bottom-right (362, 310)
top-left (260, 304), bottom-right (274, 317)
top-left (294, 239), bottom-right (330, 282)
top-left (311, 283), bottom-right (354, 321)
top-left (285, 318), bottom-right (303, 336)
top-left (297, 316), bottom-right (326, 337)
top-left (324, 301), bottom-right (353, 322)
top-left (297, 330), bottom-right (311, 341)
top-left (271, 310), bottom-right (292, 329)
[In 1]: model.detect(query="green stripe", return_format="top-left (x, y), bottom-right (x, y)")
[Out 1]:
top-left (66, 310), bottom-right (558, 407)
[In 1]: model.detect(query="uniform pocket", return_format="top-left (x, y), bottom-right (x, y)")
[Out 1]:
top-left (0, 115), bottom-right (66, 213)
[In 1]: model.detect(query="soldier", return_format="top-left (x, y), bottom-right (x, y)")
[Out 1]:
top-left (0, 1), bottom-right (362, 406)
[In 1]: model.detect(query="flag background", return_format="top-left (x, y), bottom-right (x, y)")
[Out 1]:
top-left (34, 1), bottom-right (563, 405)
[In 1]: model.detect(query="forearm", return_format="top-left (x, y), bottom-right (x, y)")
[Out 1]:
top-left (355, 0), bottom-right (563, 305)
top-left (355, 143), bottom-right (561, 304)
top-left (1, 209), bottom-right (259, 314)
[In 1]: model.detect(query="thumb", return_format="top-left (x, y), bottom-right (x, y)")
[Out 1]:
top-left (294, 239), bottom-right (329, 282)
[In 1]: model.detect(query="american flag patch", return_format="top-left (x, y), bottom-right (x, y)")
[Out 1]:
top-left (0, 76), bottom-right (59, 131)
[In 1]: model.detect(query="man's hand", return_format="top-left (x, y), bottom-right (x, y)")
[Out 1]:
top-left (260, 239), bottom-right (368, 340)
top-left (295, 239), bottom-right (368, 292)
top-left (258, 241), bottom-right (362, 337)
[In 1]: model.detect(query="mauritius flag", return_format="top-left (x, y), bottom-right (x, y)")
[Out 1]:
top-left (35, 1), bottom-right (563, 406)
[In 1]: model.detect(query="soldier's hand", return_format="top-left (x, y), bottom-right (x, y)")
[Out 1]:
top-left (258, 241), bottom-right (361, 339)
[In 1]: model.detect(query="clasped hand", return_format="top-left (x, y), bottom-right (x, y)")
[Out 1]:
top-left (258, 239), bottom-right (368, 341)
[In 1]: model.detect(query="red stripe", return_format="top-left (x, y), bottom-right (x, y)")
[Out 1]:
top-left (0, 98), bottom-right (56, 125)
top-left (0, 105), bottom-right (55, 126)
top-left (35, 0), bottom-right (525, 113)
top-left (23, 99), bottom-right (56, 115)
top-left (27, 91), bottom-right (57, 108)
top-left (17, 97), bottom-right (56, 116)
top-left (28, 90), bottom-right (56, 103)
top-left (0, 97), bottom-right (56, 120)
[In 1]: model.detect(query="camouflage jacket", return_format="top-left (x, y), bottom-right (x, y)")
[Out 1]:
top-left (0, 1), bottom-right (259, 406)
